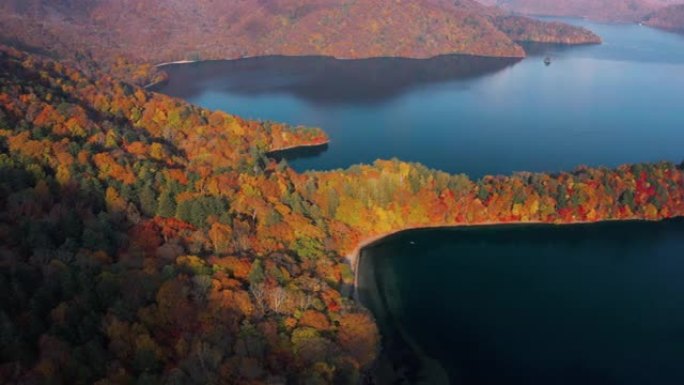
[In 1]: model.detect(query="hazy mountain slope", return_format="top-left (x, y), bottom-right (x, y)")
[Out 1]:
top-left (480, 0), bottom-right (684, 22)
top-left (493, 16), bottom-right (604, 43)
top-left (0, 0), bottom-right (599, 71)
top-left (644, 4), bottom-right (684, 32)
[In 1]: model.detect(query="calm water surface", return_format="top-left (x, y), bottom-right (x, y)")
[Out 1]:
top-left (358, 220), bottom-right (684, 385)
top-left (156, 19), bottom-right (684, 177)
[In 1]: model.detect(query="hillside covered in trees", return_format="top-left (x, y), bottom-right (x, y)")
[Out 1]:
top-left (644, 4), bottom-right (684, 33)
top-left (1, 44), bottom-right (684, 384)
top-left (0, 0), bottom-right (601, 84)
top-left (479, 0), bottom-right (684, 22)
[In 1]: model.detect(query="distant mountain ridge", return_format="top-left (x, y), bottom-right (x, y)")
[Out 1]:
top-left (644, 4), bottom-right (684, 33)
top-left (479, 0), bottom-right (684, 22)
top-left (0, 0), bottom-right (599, 77)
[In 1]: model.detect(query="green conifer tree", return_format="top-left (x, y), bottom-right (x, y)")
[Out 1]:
top-left (156, 189), bottom-right (176, 218)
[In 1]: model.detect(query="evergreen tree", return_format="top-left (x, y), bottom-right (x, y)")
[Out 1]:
top-left (477, 182), bottom-right (490, 202)
top-left (248, 259), bottom-right (265, 285)
top-left (189, 200), bottom-right (207, 228)
top-left (156, 189), bottom-right (176, 218)
top-left (620, 189), bottom-right (636, 211)
top-left (138, 184), bottom-right (157, 217)
top-left (556, 185), bottom-right (568, 209)
top-left (175, 200), bottom-right (193, 224)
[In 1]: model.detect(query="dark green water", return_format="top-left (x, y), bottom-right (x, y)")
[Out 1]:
top-left (358, 219), bottom-right (684, 385)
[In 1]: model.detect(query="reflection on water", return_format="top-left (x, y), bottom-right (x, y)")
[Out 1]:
top-left (267, 142), bottom-right (329, 163)
top-left (518, 42), bottom-right (580, 57)
top-left (155, 19), bottom-right (684, 178)
top-left (155, 55), bottom-right (520, 105)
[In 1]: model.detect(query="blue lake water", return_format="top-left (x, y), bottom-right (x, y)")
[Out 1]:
top-left (156, 19), bottom-right (684, 178)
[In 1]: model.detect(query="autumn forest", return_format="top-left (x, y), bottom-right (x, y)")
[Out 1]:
top-left (1, 1), bottom-right (684, 385)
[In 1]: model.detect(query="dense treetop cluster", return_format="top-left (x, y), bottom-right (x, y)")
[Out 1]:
top-left (0, 46), bottom-right (371, 385)
top-left (0, 13), bottom-right (681, 384)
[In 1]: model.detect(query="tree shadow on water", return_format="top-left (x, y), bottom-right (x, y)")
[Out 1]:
top-left (156, 54), bottom-right (522, 106)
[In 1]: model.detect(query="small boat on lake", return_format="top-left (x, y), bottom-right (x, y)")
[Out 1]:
top-left (544, 57), bottom-right (552, 66)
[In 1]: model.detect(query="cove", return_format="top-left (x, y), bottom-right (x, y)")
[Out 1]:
top-left (154, 19), bottom-right (684, 178)
top-left (357, 219), bottom-right (684, 385)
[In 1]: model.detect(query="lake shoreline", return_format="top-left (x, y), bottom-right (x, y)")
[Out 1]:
top-left (151, 53), bottom-right (528, 70)
top-left (146, 39), bottom-right (604, 90)
top-left (267, 140), bottom-right (330, 154)
top-left (348, 216), bottom-right (682, 299)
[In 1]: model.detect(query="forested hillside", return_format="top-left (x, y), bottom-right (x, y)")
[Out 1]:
top-left (0, 0), bottom-right (600, 84)
top-left (1, 45), bottom-right (683, 384)
top-left (0, 46), bottom-right (372, 385)
top-left (479, 0), bottom-right (684, 22)
top-left (644, 4), bottom-right (684, 33)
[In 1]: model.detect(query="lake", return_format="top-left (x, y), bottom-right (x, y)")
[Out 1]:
top-left (155, 19), bottom-right (684, 178)
top-left (357, 219), bottom-right (684, 385)
top-left (155, 19), bottom-right (684, 385)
